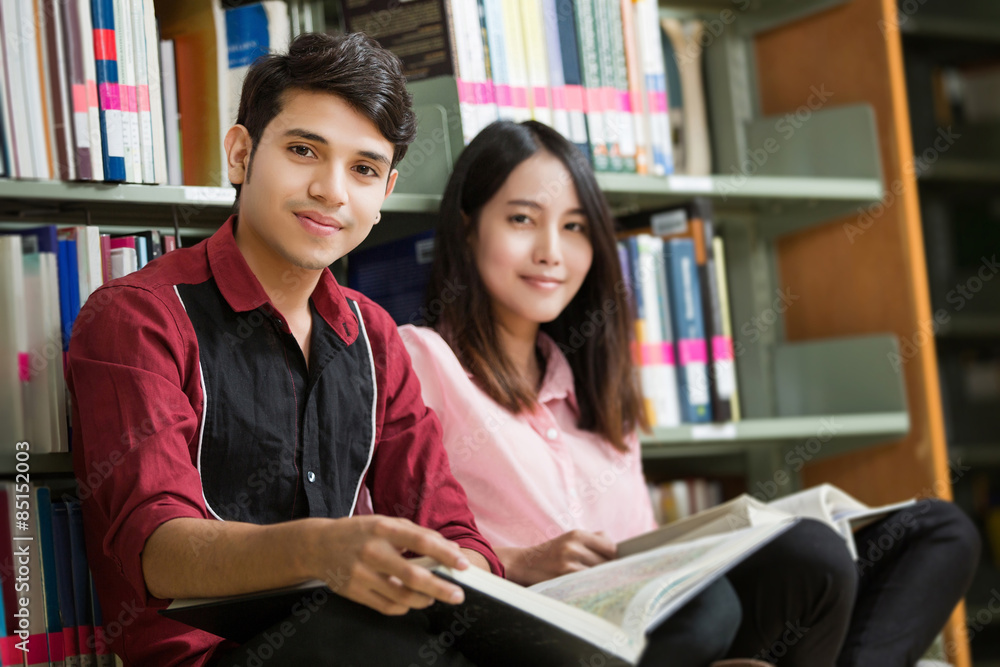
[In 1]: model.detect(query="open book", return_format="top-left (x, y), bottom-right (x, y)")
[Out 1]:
top-left (162, 521), bottom-right (795, 665)
top-left (620, 483), bottom-right (916, 560)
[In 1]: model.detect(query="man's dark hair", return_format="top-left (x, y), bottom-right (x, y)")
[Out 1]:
top-left (233, 31), bottom-right (417, 198)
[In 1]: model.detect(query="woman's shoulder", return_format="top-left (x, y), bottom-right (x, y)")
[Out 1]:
top-left (398, 325), bottom-right (467, 380)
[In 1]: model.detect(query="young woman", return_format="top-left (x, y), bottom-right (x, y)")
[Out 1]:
top-left (399, 120), bottom-right (979, 667)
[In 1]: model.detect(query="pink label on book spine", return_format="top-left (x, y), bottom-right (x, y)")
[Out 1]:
top-left (126, 85), bottom-right (137, 113)
top-left (551, 86), bottom-right (567, 110)
top-left (483, 82), bottom-right (496, 105)
top-left (17, 353), bottom-right (29, 382)
top-left (72, 84), bottom-right (87, 112)
top-left (47, 633), bottom-right (65, 661)
top-left (475, 82), bottom-right (489, 105)
top-left (98, 83), bottom-right (121, 111)
top-left (619, 91), bottom-right (632, 113)
top-left (512, 86), bottom-right (528, 109)
top-left (532, 86), bottom-right (548, 107)
top-left (585, 88), bottom-right (602, 112)
top-left (77, 625), bottom-right (95, 654)
top-left (639, 342), bottom-right (662, 365)
top-left (495, 84), bottom-right (512, 107)
top-left (87, 80), bottom-right (99, 108)
top-left (661, 342), bottom-right (676, 366)
top-left (712, 336), bottom-right (734, 361)
top-left (651, 91), bottom-right (668, 114)
top-left (138, 84), bottom-right (150, 111)
top-left (565, 85), bottom-right (584, 111)
top-left (678, 339), bottom-right (707, 365)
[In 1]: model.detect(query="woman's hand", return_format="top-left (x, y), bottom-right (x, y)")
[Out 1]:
top-left (496, 530), bottom-right (617, 586)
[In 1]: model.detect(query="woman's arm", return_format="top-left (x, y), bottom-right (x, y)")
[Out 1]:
top-left (496, 530), bottom-right (617, 586)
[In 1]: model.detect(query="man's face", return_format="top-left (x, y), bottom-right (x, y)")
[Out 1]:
top-left (229, 89), bottom-right (398, 273)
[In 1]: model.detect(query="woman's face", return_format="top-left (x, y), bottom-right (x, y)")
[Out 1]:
top-left (471, 150), bottom-right (594, 334)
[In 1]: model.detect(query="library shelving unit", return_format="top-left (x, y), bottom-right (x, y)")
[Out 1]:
top-left (0, 0), bottom-right (971, 663)
top-left (899, 0), bottom-right (1000, 664)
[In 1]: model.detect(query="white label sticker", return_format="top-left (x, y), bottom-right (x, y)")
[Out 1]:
top-left (691, 423), bottom-right (738, 440)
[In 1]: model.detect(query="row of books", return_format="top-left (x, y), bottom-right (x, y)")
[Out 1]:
top-left (0, 225), bottom-right (177, 456)
top-left (0, 0), bottom-right (290, 186)
top-left (0, 483), bottom-right (114, 667)
top-left (341, 0), bottom-right (712, 176)
top-left (619, 199), bottom-right (740, 427)
top-left (646, 477), bottom-right (725, 526)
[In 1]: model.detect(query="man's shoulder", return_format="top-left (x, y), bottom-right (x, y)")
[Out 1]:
top-left (339, 286), bottom-right (398, 338)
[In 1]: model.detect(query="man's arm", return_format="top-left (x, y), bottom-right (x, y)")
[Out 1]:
top-left (143, 514), bottom-right (476, 614)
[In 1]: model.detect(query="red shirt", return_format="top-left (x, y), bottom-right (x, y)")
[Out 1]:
top-left (66, 217), bottom-right (501, 666)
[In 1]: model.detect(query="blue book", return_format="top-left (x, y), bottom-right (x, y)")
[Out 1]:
top-left (347, 230), bottom-right (436, 326)
top-left (134, 236), bottom-right (148, 269)
top-left (57, 240), bottom-right (79, 350)
top-left (665, 238), bottom-right (712, 423)
top-left (7, 225), bottom-right (59, 254)
top-left (90, 0), bottom-right (127, 181)
top-left (34, 487), bottom-right (66, 665)
top-left (555, 0), bottom-right (589, 159)
top-left (66, 502), bottom-right (95, 662)
top-left (51, 502), bottom-right (79, 665)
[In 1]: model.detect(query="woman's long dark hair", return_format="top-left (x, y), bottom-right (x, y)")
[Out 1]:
top-left (424, 120), bottom-right (645, 451)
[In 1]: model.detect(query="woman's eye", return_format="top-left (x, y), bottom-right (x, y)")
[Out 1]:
top-left (566, 221), bottom-right (588, 232)
top-left (510, 214), bottom-right (531, 224)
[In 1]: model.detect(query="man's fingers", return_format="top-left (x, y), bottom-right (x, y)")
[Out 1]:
top-left (375, 519), bottom-right (470, 571)
top-left (363, 539), bottom-right (466, 605)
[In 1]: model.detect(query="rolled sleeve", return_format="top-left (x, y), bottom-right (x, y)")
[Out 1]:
top-left (360, 304), bottom-right (503, 576)
top-left (69, 285), bottom-right (211, 601)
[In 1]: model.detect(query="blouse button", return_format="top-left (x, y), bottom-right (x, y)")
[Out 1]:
top-left (307, 471), bottom-right (316, 483)
top-left (545, 427), bottom-right (559, 441)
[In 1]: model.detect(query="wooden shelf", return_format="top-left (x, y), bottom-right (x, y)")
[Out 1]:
top-left (640, 412), bottom-right (910, 459)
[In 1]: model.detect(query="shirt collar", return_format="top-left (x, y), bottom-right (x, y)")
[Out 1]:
top-left (536, 332), bottom-right (578, 412)
top-left (207, 215), bottom-right (358, 345)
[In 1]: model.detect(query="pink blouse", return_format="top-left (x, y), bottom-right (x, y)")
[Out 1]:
top-left (399, 325), bottom-right (657, 551)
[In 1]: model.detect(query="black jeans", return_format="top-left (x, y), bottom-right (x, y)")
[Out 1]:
top-left (209, 576), bottom-right (739, 667)
top-left (724, 500), bottom-right (980, 667)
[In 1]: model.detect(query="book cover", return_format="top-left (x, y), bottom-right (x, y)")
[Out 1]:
top-left (75, 0), bottom-right (106, 180)
top-left (540, 0), bottom-right (570, 142)
top-left (633, 0), bottom-right (672, 175)
top-left (112, 0), bottom-right (141, 182)
top-left (224, 2), bottom-right (290, 128)
top-left (594, 0), bottom-right (623, 172)
top-left (51, 502), bottom-right (82, 667)
top-left (34, 486), bottom-right (67, 667)
top-left (60, 0), bottom-right (93, 180)
top-left (158, 39), bottom-right (182, 186)
top-left (0, 236), bottom-right (27, 447)
top-left (573, 0), bottom-right (607, 170)
top-left (141, 0), bottom-right (167, 183)
top-left (25, 0), bottom-right (54, 179)
top-left (0, 0), bottom-right (34, 177)
top-left (42, 0), bottom-right (77, 181)
top-left (606, 0), bottom-right (637, 172)
top-left (500, 0), bottom-right (531, 123)
top-left (519, 0), bottom-right (553, 129)
top-left (481, 0), bottom-right (514, 121)
top-left (66, 503), bottom-right (97, 666)
top-left (129, 0), bottom-right (155, 183)
top-left (347, 230), bottom-right (436, 326)
top-left (619, 0), bottom-right (647, 174)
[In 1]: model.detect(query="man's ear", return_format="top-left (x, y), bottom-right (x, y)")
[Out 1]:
top-left (384, 168), bottom-right (398, 199)
top-left (224, 125), bottom-right (252, 185)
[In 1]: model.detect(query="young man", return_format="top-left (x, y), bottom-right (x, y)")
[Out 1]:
top-left (67, 32), bottom-right (500, 666)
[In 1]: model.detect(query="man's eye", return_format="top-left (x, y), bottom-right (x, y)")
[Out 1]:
top-left (290, 145), bottom-right (313, 158)
top-left (356, 165), bottom-right (377, 177)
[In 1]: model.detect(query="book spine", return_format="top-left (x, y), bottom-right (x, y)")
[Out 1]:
top-left (29, 0), bottom-right (56, 180)
top-left (77, 0), bottom-right (105, 180)
top-left (128, 0), bottom-right (153, 183)
top-left (607, 0), bottom-right (636, 172)
top-left (468, 0), bottom-right (498, 133)
top-left (519, 0), bottom-right (553, 128)
top-left (666, 237), bottom-right (712, 423)
top-left (0, 3), bottom-right (20, 178)
top-left (482, 0), bottom-right (512, 121)
top-left (501, 0), bottom-right (531, 123)
top-left (554, 0), bottom-right (588, 157)
top-left (112, 0), bottom-right (140, 182)
top-left (43, 0), bottom-right (76, 180)
top-left (90, 0), bottom-right (126, 181)
top-left (694, 211), bottom-right (736, 423)
top-left (712, 235), bottom-right (740, 421)
top-left (625, 236), bottom-right (656, 427)
top-left (637, 234), bottom-right (681, 427)
top-left (620, 0), bottom-right (647, 174)
top-left (594, 0), bottom-right (622, 171)
top-left (635, 0), bottom-right (672, 175)
top-left (61, 0), bottom-right (93, 180)
top-left (158, 39), bottom-right (181, 185)
top-left (541, 0), bottom-right (571, 140)
top-left (574, 0), bottom-right (606, 170)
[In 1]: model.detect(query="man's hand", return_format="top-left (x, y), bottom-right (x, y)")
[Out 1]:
top-left (302, 515), bottom-right (472, 616)
top-left (496, 530), bottom-right (617, 586)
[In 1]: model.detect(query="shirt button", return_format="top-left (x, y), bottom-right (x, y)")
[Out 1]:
top-left (545, 427), bottom-right (559, 440)
top-left (307, 471), bottom-right (316, 483)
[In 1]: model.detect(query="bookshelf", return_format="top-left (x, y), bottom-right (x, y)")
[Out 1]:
top-left (0, 0), bottom-right (972, 663)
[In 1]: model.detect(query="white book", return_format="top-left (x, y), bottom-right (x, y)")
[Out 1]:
top-left (42, 0), bottom-right (77, 180)
top-left (77, 0), bottom-right (105, 180)
top-left (6, 0), bottom-right (38, 177)
top-left (142, 0), bottom-right (167, 184)
top-left (28, 0), bottom-right (56, 180)
top-left (634, 0), bottom-right (672, 175)
top-left (22, 248), bottom-right (55, 454)
top-left (482, 0), bottom-right (513, 121)
top-left (110, 246), bottom-right (138, 279)
top-left (636, 234), bottom-right (681, 427)
top-left (541, 0), bottom-right (571, 140)
top-left (518, 0), bottom-right (553, 128)
top-left (130, 0), bottom-right (155, 182)
top-left (500, 0), bottom-right (532, 124)
top-left (159, 39), bottom-right (181, 185)
top-left (0, 236), bottom-right (27, 448)
top-left (41, 251), bottom-right (68, 453)
top-left (458, 0), bottom-right (497, 136)
top-left (660, 18), bottom-right (711, 176)
top-left (113, 0), bottom-right (142, 182)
